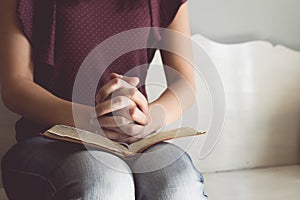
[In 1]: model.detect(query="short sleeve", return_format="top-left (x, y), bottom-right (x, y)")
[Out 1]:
top-left (16, 0), bottom-right (57, 66)
top-left (149, 0), bottom-right (187, 28)
top-left (16, 0), bottom-right (34, 45)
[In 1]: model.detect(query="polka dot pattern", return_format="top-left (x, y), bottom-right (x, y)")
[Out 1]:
top-left (15, 0), bottom-right (187, 140)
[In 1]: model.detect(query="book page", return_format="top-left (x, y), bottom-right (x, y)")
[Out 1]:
top-left (128, 127), bottom-right (205, 153)
top-left (46, 125), bottom-right (131, 155)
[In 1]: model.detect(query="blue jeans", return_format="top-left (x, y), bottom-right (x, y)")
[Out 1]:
top-left (1, 136), bottom-right (208, 200)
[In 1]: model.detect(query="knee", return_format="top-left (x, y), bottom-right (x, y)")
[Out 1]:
top-left (54, 170), bottom-right (135, 200)
top-left (159, 145), bottom-right (203, 184)
top-left (131, 142), bottom-right (194, 173)
top-left (134, 143), bottom-right (208, 199)
top-left (135, 154), bottom-right (207, 200)
top-left (159, 148), bottom-right (207, 199)
top-left (52, 151), bottom-right (135, 200)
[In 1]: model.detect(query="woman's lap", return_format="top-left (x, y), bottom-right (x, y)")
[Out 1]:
top-left (1, 136), bottom-right (207, 200)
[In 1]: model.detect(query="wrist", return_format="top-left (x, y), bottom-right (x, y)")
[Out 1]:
top-left (59, 100), bottom-right (98, 132)
top-left (147, 103), bottom-right (167, 132)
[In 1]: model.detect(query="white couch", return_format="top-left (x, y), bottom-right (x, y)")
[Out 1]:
top-left (1, 34), bottom-right (300, 199)
top-left (148, 34), bottom-right (300, 199)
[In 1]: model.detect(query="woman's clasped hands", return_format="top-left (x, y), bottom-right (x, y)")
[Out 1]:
top-left (94, 73), bottom-right (155, 144)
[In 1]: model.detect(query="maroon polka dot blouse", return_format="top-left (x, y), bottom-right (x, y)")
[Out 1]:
top-left (15, 0), bottom-right (187, 141)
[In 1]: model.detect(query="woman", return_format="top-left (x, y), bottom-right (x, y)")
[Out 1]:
top-left (0, 0), bottom-right (207, 199)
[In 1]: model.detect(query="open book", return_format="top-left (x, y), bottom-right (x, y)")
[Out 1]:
top-left (42, 125), bottom-right (206, 158)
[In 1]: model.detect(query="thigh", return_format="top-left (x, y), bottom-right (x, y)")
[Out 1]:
top-left (1, 136), bottom-right (135, 200)
top-left (131, 142), bottom-right (208, 200)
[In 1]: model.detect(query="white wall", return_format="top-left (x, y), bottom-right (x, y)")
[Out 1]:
top-left (188, 0), bottom-right (300, 51)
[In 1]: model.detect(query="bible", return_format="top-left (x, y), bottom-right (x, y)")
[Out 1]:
top-left (42, 125), bottom-right (206, 158)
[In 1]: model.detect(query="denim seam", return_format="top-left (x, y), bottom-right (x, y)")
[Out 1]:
top-left (5, 168), bottom-right (57, 193)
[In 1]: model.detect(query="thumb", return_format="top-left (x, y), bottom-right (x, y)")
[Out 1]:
top-left (110, 73), bottom-right (139, 87)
